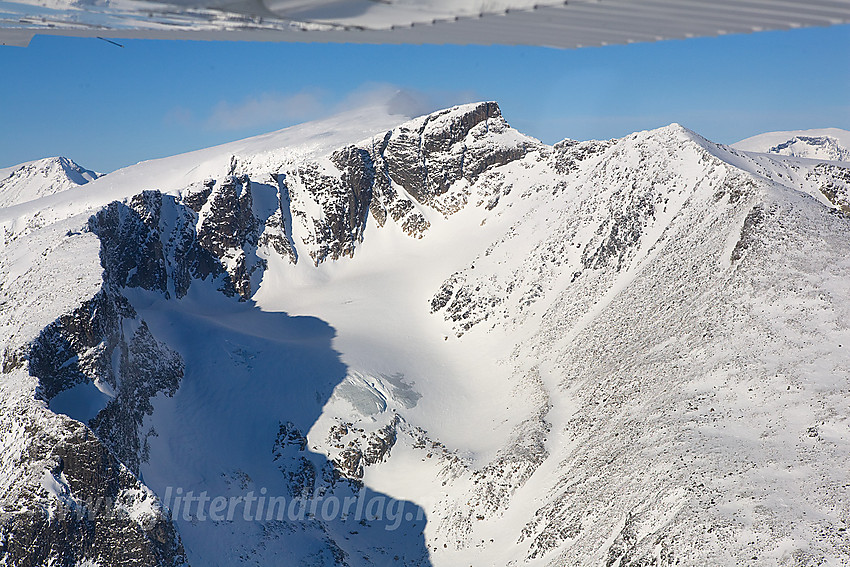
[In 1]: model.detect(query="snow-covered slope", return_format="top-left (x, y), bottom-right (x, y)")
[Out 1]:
top-left (2, 104), bottom-right (849, 567)
top-left (733, 128), bottom-right (850, 163)
top-left (0, 156), bottom-right (100, 209)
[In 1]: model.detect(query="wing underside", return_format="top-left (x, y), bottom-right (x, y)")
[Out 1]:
top-left (2, 0), bottom-right (849, 47)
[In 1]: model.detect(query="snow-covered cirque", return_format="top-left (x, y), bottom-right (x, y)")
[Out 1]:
top-left (733, 128), bottom-right (850, 163)
top-left (1, 104), bottom-right (849, 567)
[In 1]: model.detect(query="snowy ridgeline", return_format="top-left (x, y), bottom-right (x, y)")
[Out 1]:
top-left (0, 156), bottom-right (99, 209)
top-left (1, 105), bottom-right (849, 567)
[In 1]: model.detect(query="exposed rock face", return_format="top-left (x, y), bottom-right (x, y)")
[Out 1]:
top-left (730, 204), bottom-right (766, 263)
top-left (27, 288), bottom-right (183, 475)
top-left (429, 125), bottom-right (751, 337)
top-left (0, 195), bottom-right (203, 566)
top-left (278, 101), bottom-right (537, 261)
top-left (0, 414), bottom-right (185, 567)
top-left (195, 174), bottom-right (265, 298)
top-left (0, 185), bottom-right (251, 567)
top-left (272, 421), bottom-right (318, 498)
top-left (144, 109), bottom-right (526, 278)
top-left (195, 175), bottom-right (256, 259)
top-left (92, 191), bottom-right (227, 298)
top-left (551, 138), bottom-right (613, 175)
top-left (284, 160), bottom-right (371, 265)
top-left (327, 415), bottom-right (400, 482)
top-left (379, 101), bottom-right (532, 217)
top-left (385, 102), bottom-right (500, 206)
top-left (579, 185), bottom-right (657, 272)
top-left (807, 162), bottom-right (850, 214)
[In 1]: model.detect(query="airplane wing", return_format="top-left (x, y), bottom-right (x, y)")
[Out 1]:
top-left (2, 0), bottom-right (849, 47)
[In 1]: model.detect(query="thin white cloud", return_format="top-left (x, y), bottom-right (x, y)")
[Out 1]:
top-left (182, 83), bottom-right (482, 132)
top-left (163, 106), bottom-right (195, 127)
top-left (341, 83), bottom-right (481, 117)
top-left (206, 89), bottom-right (327, 130)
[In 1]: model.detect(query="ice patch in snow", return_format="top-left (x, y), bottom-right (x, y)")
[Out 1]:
top-left (48, 381), bottom-right (112, 424)
top-left (333, 371), bottom-right (421, 415)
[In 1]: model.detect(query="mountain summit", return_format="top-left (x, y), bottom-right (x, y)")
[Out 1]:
top-left (1, 103), bottom-right (849, 567)
top-left (0, 156), bottom-right (99, 208)
top-left (733, 127), bottom-right (850, 162)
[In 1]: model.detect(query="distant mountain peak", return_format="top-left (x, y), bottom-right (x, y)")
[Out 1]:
top-left (767, 134), bottom-right (850, 161)
top-left (0, 156), bottom-right (100, 209)
top-left (732, 127), bottom-right (850, 162)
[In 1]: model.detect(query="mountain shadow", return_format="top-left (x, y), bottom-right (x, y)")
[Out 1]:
top-left (26, 194), bottom-right (431, 566)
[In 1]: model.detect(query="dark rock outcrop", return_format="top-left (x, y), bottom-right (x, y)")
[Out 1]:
top-left (92, 191), bottom-right (227, 299)
top-left (807, 162), bottom-right (850, 214)
top-left (28, 288), bottom-right (184, 477)
top-left (195, 174), bottom-right (264, 298)
top-left (279, 102), bottom-right (535, 262)
top-left (327, 416), bottom-right (400, 482)
top-left (285, 158), bottom-right (372, 265)
top-left (380, 101), bottom-right (531, 216)
top-left (0, 414), bottom-right (186, 567)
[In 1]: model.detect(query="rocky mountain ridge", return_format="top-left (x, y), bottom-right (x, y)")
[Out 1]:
top-left (1, 103), bottom-right (849, 566)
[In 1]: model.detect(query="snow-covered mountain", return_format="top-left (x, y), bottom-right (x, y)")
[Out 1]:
top-left (733, 128), bottom-right (850, 163)
top-left (0, 156), bottom-right (100, 209)
top-left (2, 103), bottom-right (849, 567)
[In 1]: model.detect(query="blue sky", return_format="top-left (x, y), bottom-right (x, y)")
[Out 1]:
top-left (1, 24), bottom-right (848, 173)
